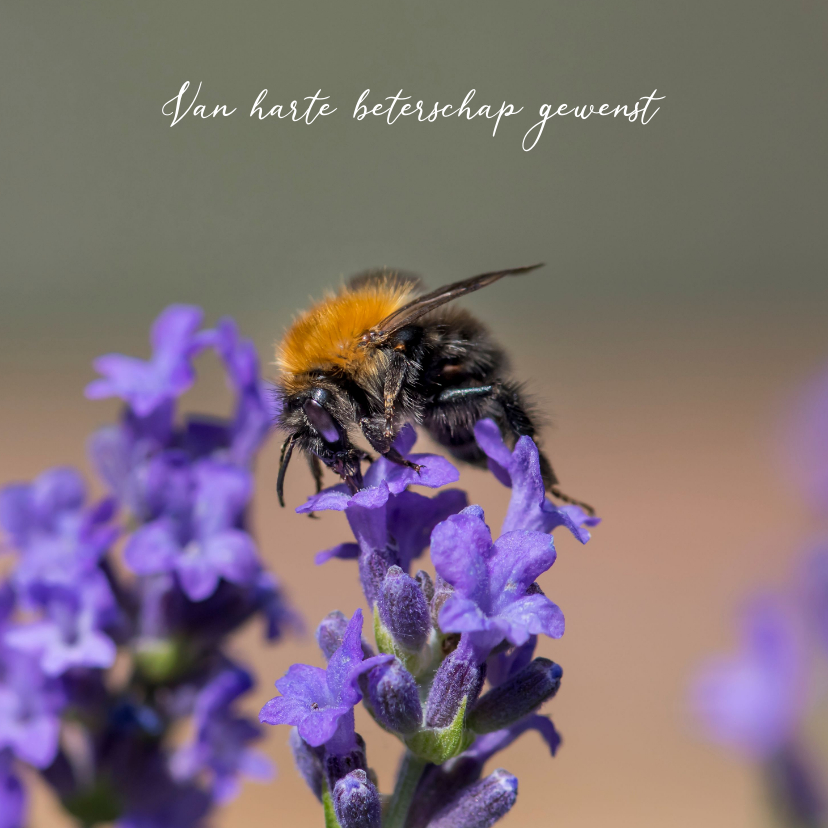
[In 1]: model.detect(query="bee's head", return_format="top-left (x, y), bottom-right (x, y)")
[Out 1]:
top-left (276, 380), bottom-right (364, 505)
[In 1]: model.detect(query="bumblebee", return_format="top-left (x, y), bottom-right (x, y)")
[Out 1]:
top-left (275, 264), bottom-right (592, 514)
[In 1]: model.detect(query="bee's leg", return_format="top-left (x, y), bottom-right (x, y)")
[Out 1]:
top-left (383, 445), bottom-right (423, 473)
top-left (359, 414), bottom-right (421, 473)
top-left (383, 352), bottom-right (408, 441)
top-left (433, 383), bottom-right (595, 516)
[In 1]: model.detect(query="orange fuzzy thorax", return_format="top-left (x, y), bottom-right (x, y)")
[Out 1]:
top-left (276, 280), bottom-right (415, 389)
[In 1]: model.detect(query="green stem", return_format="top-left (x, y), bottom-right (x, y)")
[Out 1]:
top-left (385, 751), bottom-right (427, 828)
top-left (322, 789), bottom-right (341, 828)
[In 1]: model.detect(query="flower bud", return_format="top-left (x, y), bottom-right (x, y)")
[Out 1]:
top-left (289, 727), bottom-right (324, 801)
top-left (332, 769), bottom-right (382, 828)
top-left (428, 769), bottom-right (518, 828)
top-left (324, 733), bottom-right (367, 791)
top-left (426, 639), bottom-right (486, 728)
top-left (378, 566), bottom-right (431, 652)
top-left (316, 611), bottom-right (349, 661)
top-left (468, 658), bottom-right (562, 734)
top-left (367, 658), bottom-right (422, 734)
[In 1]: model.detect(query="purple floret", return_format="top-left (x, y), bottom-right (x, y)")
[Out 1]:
top-left (691, 596), bottom-right (806, 758)
top-left (474, 419), bottom-right (599, 543)
top-left (5, 575), bottom-right (117, 677)
top-left (259, 609), bottom-right (391, 752)
top-left (431, 506), bottom-right (564, 660)
top-left (300, 427), bottom-right (466, 603)
top-left (124, 459), bottom-right (260, 602)
top-left (171, 667), bottom-right (272, 804)
top-left (0, 645), bottom-right (65, 769)
top-left (85, 305), bottom-right (206, 417)
top-left (0, 468), bottom-right (118, 597)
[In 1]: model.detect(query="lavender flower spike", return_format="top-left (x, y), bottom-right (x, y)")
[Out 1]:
top-left (259, 610), bottom-right (392, 751)
top-left (431, 506), bottom-right (565, 659)
top-left (85, 304), bottom-right (206, 417)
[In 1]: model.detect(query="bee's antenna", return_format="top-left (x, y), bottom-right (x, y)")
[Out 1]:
top-left (276, 435), bottom-right (296, 507)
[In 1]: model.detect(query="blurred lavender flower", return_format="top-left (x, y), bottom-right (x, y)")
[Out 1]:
top-left (85, 305), bottom-right (206, 417)
top-left (0, 304), bottom-right (292, 828)
top-left (0, 467), bottom-right (118, 597)
top-left (0, 644), bottom-right (65, 768)
top-left (5, 578), bottom-right (117, 676)
top-left (692, 598), bottom-right (806, 758)
top-left (125, 459), bottom-right (260, 601)
top-left (171, 667), bottom-right (272, 803)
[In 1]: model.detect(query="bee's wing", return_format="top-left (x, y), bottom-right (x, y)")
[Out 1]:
top-left (367, 263), bottom-right (543, 343)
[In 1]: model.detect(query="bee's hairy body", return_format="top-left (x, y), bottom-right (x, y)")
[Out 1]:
top-left (275, 266), bottom-right (589, 513)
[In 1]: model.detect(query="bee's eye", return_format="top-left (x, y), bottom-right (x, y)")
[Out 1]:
top-left (303, 398), bottom-right (340, 444)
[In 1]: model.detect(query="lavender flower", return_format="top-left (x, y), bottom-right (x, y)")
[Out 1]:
top-left (475, 418), bottom-right (599, 542)
top-left (0, 645), bottom-right (65, 768)
top-left (171, 667), bottom-right (272, 803)
top-left (692, 597), bottom-right (806, 759)
top-left (259, 609), bottom-right (391, 751)
top-left (0, 305), bottom-right (293, 828)
top-left (299, 427), bottom-right (467, 604)
top-left (125, 459), bottom-right (260, 601)
top-left (0, 467), bottom-right (117, 597)
top-left (85, 304), bottom-right (206, 417)
top-left (431, 505), bottom-right (565, 659)
top-left (5, 578), bottom-right (117, 676)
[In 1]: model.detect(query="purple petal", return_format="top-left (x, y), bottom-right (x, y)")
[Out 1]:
top-left (495, 594), bottom-right (565, 644)
top-left (438, 596), bottom-right (490, 634)
top-left (296, 706), bottom-right (351, 748)
top-left (430, 512), bottom-right (493, 607)
top-left (315, 543), bottom-right (360, 565)
top-left (488, 531), bottom-right (556, 597)
top-left (349, 483), bottom-right (391, 509)
top-left (12, 715), bottom-right (61, 769)
top-left (474, 419), bottom-right (514, 487)
top-left (201, 530), bottom-right (260, 587)
top-left (176, 551), bottom-right (221, 602)
top-left (297, 488), bottom-right (352, 514)
top-left (31, 468), bottom-right (86, 525)
top-left (193, 462), bottom-right (251, 536)
top-left (124, 521), bottom-right (180, 575)
top-left (388, 489), bottom-right (468, 573)
top-left (150, 305), bottom-right (204, 357)
top-left (273, 664), bottom-right (330, 706)
top-left (384, 454), bottom-right (459, 494)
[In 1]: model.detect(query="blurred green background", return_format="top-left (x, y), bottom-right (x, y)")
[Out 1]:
top-left (1, 2), bottom-right (827, 826)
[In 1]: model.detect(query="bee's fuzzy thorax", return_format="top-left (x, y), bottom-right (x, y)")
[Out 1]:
top-left (276, 277), bottom-right (415, 392)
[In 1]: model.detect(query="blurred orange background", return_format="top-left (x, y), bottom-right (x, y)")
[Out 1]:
top-left (2, 1), bottom-right (827, 825)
